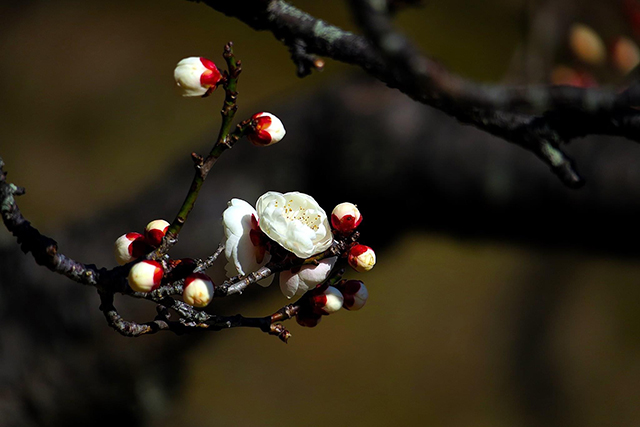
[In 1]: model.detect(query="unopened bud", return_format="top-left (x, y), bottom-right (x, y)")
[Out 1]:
top-left (247, 112), bottom-right (286, 147)
top-left (295, 310), bottom-right (322, 328)
top-left (183, 273), bottom-right (215, 308)
top-left (145, 219), bottom-right (170, 247)
top-left (128, 260), bottom-right (164, 293)
top-left (114, 232), bottom-right (149, 265)
top-left (337, 280), bottom-right (369, 311)
top-left (331, 202), bottom-right (362, 234)
top-left (348, 244), bottom-right (376, 273)
top-left (311, 286), bottom-right (344, 315)
top-left (569, 23), bottom-right (606, 65)
top-left (611, 36), bottom-right (640, 74)
top-left (174, 57), bottom-right (222, 97)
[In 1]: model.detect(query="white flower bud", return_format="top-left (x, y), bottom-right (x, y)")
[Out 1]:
top-left (174, 57), bottom-right (222, 97)
top-left (183, 273), bottom-right (215, 308)
top-left (128, 260), bottom-right (164, 293)
top-left (114, 232), bottom-right (148, 265)
top-left (311, 286), bottom-right (344, 315)
top-left (247, 112), bottom-right (286, 147)
top-left (338, 280), bottom-right (369, 311)
top-left (145, 219), bottom-right (170, 247)
top-left (331, 202), bottom-right (362, 234)
top-left (348, 245), bottom-right (376, 273)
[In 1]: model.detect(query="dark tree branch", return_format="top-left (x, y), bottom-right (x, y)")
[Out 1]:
top-left (0, 158), bottom-right (104, 287)
top-left (188, 0), bottom-right (640, 187)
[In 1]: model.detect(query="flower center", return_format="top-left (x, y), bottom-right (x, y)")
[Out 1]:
top-left (276, 198), bottom-right (322, 231)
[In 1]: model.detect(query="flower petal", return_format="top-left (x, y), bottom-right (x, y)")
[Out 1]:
top-left (279, 257), bottom-right (337, 298)
top-left (221, 198), bottom-right (272, 286)
top-left (256, 191), bottom-right (333, 259)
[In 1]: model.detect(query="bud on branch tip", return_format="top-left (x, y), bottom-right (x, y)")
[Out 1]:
top-left (174, 57), bottom-right (222, 97)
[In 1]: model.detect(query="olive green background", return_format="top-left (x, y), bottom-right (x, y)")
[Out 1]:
top-left (1, 1), bottom-right (639, 426)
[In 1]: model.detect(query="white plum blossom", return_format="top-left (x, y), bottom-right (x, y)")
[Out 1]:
top-left (256, 191), bottom-right (333, 259)
top-left (222, 199), bottom-right (272, 287)
top-left (279, 257), bottom-right (337, 298)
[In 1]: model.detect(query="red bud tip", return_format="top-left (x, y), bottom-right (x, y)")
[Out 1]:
top-left (247, 112), bottom-right (286, 147)
top-left (145, 219), bottom-right (170, 247)
top-left (348, 245), bottom-right (376, 273)
top-left (128, 260), bottom-right (164, 293)
top-left (331, 202), bottom-right (362, 234)
top-left (183, 273), bottom-right (215, 307)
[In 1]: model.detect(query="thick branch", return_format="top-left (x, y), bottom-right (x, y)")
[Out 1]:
top-left (0, 157), bottom-right (103, 287)
top-left (188, 0), bottom-right (640, 187)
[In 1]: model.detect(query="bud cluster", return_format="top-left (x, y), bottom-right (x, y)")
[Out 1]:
top-left (114, 219), bottom-right (169, 266)
top-left (295, 280), bottom-right (370, 327)
top-left (283, 201), bottom-right (375, 328)
top-left (114, 219), bottom-right (215, 307)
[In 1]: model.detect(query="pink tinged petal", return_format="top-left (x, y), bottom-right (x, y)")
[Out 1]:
top-left (298, 257), bottom-right (336, 284)
top-left (279, 257), bottom-right (337, 298)
top-left (280, 270), bottom-right (301, 299)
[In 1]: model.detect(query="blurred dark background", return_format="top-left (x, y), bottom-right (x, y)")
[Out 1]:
top-left (2, 0), bottom-right (640, 426)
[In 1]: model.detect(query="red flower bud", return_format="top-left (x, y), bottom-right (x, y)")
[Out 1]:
top-left (174, 57), bottom-right (222, 97)
top-left (336, 280), bottom-right (369, 311)
top-left (347, 244), bottom-right (376, 273)
top-left (128, 260), bottom-right (164, 293)
top-left (145, 219), bottom-right (169, 247)
top-left (183, 273), bottom-right (215, 308)
top-left (114, 232), bottom-right (150, 265)
top-left (331, 202), bottom-right (362, 234)
top-left (310, 286), bottom-right (344, 315)
top-left (247, 112), bottom-right (286, 147)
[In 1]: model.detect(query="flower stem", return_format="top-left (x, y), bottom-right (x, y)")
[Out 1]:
top-left (152, 42), bottom-right (253, 258)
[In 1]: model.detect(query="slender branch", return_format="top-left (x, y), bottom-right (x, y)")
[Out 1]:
top-left (194, 243), bottom-right (226, 272)
top-left (155, 42), bottom-right (252, 257)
